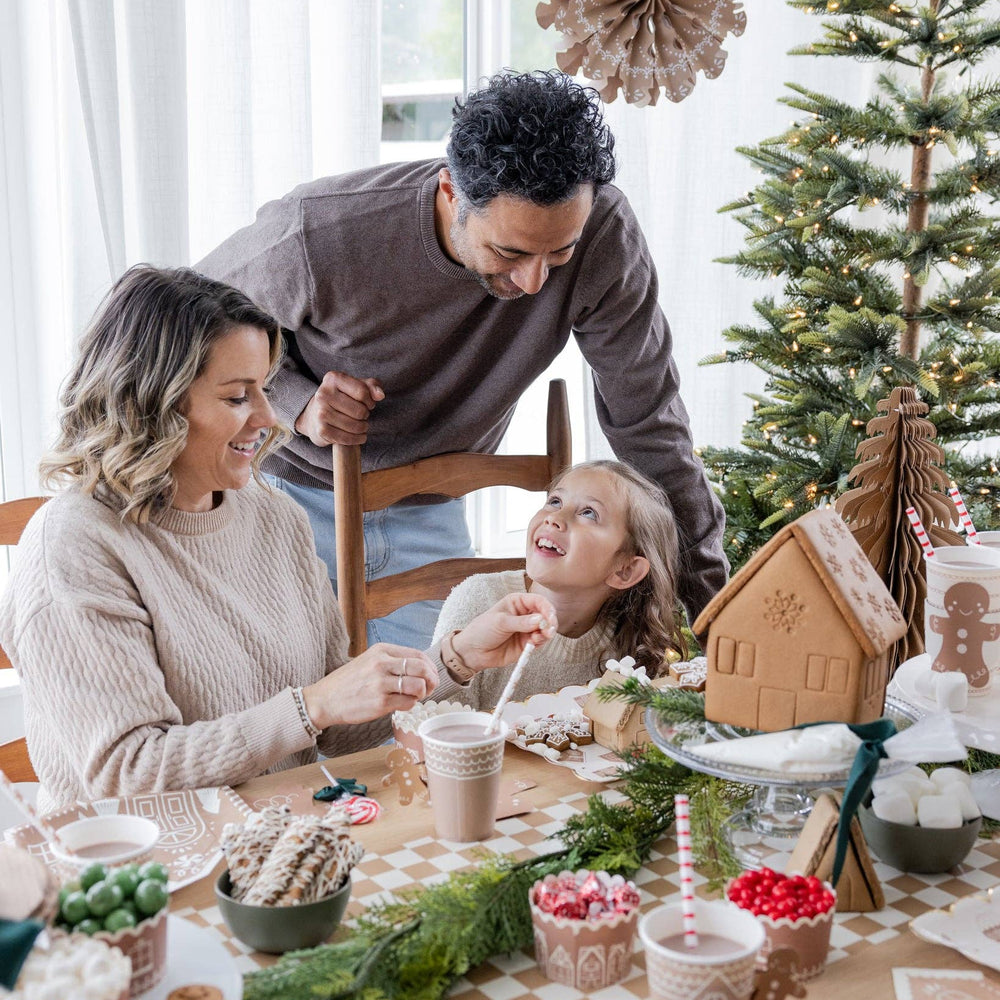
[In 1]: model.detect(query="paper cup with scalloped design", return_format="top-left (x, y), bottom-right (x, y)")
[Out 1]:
top-left (529, 888), bottom-right (638, 990)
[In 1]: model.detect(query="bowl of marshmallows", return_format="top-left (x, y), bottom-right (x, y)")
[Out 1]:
top-left (858, 766), bottom-right (982, 874)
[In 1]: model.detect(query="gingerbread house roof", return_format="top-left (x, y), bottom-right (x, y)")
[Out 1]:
top-left (693, 509), bottom-right (906, 659)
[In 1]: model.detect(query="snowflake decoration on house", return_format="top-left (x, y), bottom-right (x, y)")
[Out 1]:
top-left (763, 590), bottom-right (806, 634)
top-left (536, 0), bottom-right (746, 107)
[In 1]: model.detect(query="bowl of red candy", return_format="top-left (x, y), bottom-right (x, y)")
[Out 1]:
top-left (529, 869), bottom-right (640, 991)
top-left (726, 868), bottom-right (836, 982)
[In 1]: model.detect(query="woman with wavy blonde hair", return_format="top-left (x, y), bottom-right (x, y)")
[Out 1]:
top-left (1, 265), bottom-right (554, 810)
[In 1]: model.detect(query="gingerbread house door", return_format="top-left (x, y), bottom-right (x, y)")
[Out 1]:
top-left (758, 687), bottom-right (797, 731)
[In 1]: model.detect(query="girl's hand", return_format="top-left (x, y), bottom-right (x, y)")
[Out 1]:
top-left (301, 643), bottom-right (437, 729)
top-left (452, 593), bottom-right (558, 672)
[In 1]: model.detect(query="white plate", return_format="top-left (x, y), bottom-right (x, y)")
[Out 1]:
top-left (500, 684), bottom-right (626, 783)
top-left (888, 654), bottom-right (1000, 752)
top-left (909, 892), bottom-right (1000, 973)
top-left (140, 916), bottom-right (242, 999)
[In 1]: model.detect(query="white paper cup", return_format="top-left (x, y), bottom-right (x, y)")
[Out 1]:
top-left (49, 815), bottom-right (160, 873)
top-left (974, 531), bottom-right (1000, 552)
top-left (640, 899), bottom-right (765, 1000)
top-left (419, 711), bottom-right (507, 842)
top-left (924, 545), bottom-right (1000, 606)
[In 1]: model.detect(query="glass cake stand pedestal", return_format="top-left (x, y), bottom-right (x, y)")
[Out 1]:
top-left (645, 697), bottom-right (920, 870)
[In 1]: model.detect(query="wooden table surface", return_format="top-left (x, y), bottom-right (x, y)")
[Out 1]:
top-left (172, 744), bottom-right (1000, 998)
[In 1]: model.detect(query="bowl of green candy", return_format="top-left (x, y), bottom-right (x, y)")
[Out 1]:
top-left (55, 859), bottom-right (170, 998)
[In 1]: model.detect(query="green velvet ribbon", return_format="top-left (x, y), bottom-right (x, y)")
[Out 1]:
top-left (831, 718), bottom-right (897, 887)
top-left (0, 917), bottom-right (45, 989)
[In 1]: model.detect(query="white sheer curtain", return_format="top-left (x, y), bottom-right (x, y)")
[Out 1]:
top-left (1, 1), bottom-right (888, 502)
top-left (0, 0), bottom-right (380, 503)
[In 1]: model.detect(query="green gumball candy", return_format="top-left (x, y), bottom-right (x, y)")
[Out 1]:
top-left (133, 878), bottom-right (168, 916)
top-left (85, 880), bottom-right (124, 918)
top-left (60, 890), bottom-right (90, 926)
top-left (103, 908), bottom-right (137, 933)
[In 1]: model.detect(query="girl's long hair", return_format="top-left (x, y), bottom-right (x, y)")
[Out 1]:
top-left (40, 264), bottom-right (286, 523)
top-left (555, 460), bottom-right (684, 674)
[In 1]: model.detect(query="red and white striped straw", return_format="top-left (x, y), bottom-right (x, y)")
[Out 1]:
top-left (905, 506), bottom-right (936, 559)
top-left (0, 770), bottom-right (65, 849)
top-left (674, 793), bottom-right (699, 949)
top-left (948, 486), bottom-right (980, 545)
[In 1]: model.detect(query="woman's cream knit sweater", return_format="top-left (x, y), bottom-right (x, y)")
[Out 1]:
top-left (0, 481), bottom-right (393, 811)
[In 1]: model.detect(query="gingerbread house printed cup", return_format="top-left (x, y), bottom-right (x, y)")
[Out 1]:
top-left (640, 899), bottom-right (765, 1000)
top-left (529, 872), bottom-right (640, 991)
top-left (418, 711), bottom-right (507, 842)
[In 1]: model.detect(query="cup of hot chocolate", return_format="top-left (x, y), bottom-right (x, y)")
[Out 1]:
top-left (922, 545), bottom-right (1000, 692)
top-left (49, 815), bottom-right (160, 875)
top-left (639, 898), bottom-right (764, 1000)
top-left (418, 710), bottom-right (508, 842)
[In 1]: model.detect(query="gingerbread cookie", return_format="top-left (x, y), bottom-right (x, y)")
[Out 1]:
top-left (515, 713), bottom-right (594, 756)
top-left (168, 988), bottom-right (224, 1000)
top-left (752, 948), bottom-right (806, 1000)
top-left (668, 656), bottom-right (708, 692)
top-left (380, 745), bottom-right (429, 805)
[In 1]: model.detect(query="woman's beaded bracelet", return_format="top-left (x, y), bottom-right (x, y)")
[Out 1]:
top-left (292, 686), bottom-right (322, 738)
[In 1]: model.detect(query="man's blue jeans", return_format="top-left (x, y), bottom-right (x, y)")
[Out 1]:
top-left (267, 476), bottom-right (474, 651)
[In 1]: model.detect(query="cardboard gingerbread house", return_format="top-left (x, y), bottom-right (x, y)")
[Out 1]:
top-left (583, 674), bottom-right (676, 752)
top-left (694, 509), bottom-right (906, 732)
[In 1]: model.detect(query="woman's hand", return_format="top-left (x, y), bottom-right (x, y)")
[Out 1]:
top-left (301, 643), bottom-right (437, 729)
top-left (451, 593), bottom-right (557, 672)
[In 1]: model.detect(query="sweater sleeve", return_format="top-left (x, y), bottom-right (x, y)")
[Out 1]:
top-left (196, 192), bottom-right (318, 428)
top-left (570, 197), bottom-right (729, 626)
top-left (14, 602), bottom-right (315, 802)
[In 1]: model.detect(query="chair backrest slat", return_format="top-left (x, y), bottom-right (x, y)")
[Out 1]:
top-left (332, 379), bottom-right (571, 656)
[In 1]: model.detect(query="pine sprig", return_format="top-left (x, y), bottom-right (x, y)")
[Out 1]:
top-left (593, 676), bottom-right (707, 724)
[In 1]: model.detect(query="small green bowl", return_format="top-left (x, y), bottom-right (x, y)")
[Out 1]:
top-left (215, 870), bottom-right (351, 954)
top-left (858, 802), bottom-right (981, 874)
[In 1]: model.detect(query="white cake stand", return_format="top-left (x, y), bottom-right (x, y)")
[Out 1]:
top-left (645, 697), bottom-right (921, 869)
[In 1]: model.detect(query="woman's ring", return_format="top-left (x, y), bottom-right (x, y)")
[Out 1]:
top-left (401, 658), bottom-right (408, 676)
top-left (398, 674), bottom-right (404, 694)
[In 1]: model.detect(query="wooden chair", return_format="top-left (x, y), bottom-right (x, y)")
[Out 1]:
top-left (333, 379), bottom-right (572, 656)
top-left (0, 496), bottom-right (47, 782)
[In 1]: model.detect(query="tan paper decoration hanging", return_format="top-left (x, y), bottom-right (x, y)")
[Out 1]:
top-left (535, 0), bottom-right (747, 106)
top-left (835, 386), bottom-right (964, 673)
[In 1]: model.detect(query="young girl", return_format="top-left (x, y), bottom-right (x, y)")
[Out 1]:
top-left (430, 460), bottom-right (684, 709)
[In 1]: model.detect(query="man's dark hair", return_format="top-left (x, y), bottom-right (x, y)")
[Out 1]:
top-left (446, 70), bottom-right (616, 210)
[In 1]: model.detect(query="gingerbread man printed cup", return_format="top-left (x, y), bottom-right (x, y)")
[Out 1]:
top-left (924, 545), bottom-right (1000, 693)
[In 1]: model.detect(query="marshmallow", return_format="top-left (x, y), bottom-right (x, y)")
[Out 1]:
top-left (874, 770), bottom-right (932, 806)
top-left (934, 672), bottom-right (969, 712)
top-left (951, 782), bottom-right (982, 822)
top-left (930, 766), bottom-right (972, 790)
top-left (917, 794), bottom-right (964, 829)
top-left (872, 790), bottom-right (917, 826)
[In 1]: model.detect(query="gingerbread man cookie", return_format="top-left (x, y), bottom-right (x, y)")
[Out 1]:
top-left (380, 745), bottom-right (429, 805)
top-left (752, 948), bottom-right (806, 1000)
top-left (929, 581), bottom-right (999, 691)
top-left (167, 988), bottom-right (223, 1000)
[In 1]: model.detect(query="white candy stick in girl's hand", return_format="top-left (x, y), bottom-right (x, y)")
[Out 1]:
top-left (484, 643), bottom-right (534, 735)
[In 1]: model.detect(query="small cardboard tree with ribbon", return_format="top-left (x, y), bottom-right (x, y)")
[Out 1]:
top-left (835, 386), bottom-right (963, 672)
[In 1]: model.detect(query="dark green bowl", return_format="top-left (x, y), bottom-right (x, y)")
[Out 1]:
top-left (215, 870), bottom-right (351, 954)
top-left (858, 802), bottom-right (981, 874)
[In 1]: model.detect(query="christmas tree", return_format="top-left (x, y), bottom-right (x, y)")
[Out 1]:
top-left (701, 0), bottom-right (1000, 569)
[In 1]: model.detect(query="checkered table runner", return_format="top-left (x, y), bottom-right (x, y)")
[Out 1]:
top-left (172, 789), bottom-right (1000, 999)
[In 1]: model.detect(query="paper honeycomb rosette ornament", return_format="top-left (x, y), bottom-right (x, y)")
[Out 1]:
top-left (536, 0), bottom-right (746, 106)
top-left (835, 386), bottom-right (964, 671)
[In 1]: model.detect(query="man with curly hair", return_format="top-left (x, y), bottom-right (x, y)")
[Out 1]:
top-left (198, 70), bottom-right (727, 650)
